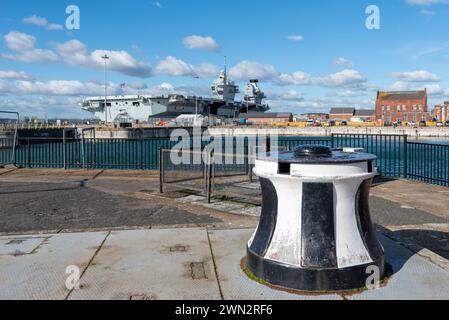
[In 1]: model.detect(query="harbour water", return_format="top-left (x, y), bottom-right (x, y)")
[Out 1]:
top-left (1, 135), bottom-right (448, 188)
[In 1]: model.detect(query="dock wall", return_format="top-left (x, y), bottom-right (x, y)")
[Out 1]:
top-left (208, 127), bottom-right (449, 138)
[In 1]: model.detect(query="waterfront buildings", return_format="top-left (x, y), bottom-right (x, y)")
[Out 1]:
top-left (354, 110), bottom-right (376, 122)
top-left (329, 108), bottom-right (356, 121)
top-left (239, 112), bottom-right (293, 124)
top-left (433, 104), bottom-right (449, 122)
top-left (375, 89), bottom-right (429, 123)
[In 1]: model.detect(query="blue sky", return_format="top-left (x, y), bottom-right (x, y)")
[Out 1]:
top-left (1, 0), bottom-right (449, 118)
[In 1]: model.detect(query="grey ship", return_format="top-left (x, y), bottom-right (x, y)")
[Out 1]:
top-left (81, 67), bottom-right (269, 123)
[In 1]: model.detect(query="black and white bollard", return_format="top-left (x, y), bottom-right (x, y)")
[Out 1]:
top-left (247, 145), bottom-right (385, 291)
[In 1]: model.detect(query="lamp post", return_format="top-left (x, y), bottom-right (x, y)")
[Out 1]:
top-left (102, 54), bottom-right (110, 124)
top-left (193, 75), bottom-right (200, 116)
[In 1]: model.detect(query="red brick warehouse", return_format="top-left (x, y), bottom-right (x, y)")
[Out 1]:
top-left (375, 89), bottom-right (430, 123)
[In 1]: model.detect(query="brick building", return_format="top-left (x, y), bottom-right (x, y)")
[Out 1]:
top-left (375, 90), bottom-right (429, 123)
top-left (306, 113), bottom-right (330, 121)
top-left (329, 108), bottom-right (355, 121)
top-left (433, 104), bottom-right (449, 122)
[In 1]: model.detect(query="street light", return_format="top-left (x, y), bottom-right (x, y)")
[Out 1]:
top-left (102, 54), bottom-right (110, 124)
top-left (193, 75), bottom-right (200, 116)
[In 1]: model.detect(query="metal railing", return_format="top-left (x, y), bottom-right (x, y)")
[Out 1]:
top-left (407, 141), bottom-right (449, 187)
top-left (331, 133), bottom-right (408, 178)
top-left (1, 133), bottom-right (448, 188)
top-left (1, 137), bottom-right (178, 170)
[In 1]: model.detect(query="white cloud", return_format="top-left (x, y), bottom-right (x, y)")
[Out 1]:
top-left (22, 15), bottom-right (63, 31)
top-left (56, 40), bottom-right (151, 78)
top-left (152, 1), bottom-right (162, 8)
top-left (406, 0), bottom-right (449, 5)
top-left (334, 57), bottom-right (353, 67)
top-left (4, 31), bottom-right (35, 51)
top-left (287, 35), bottom-right (304, 42)
top-left (275, 71), bottom-right (311, 86)
top-left (229, 61), bottom-right (279, 81)
top-left (2, 49), bottom-right (59, 63)
top-left (155, 56), bottom-right (218, 77)
top-left (0, 70), bottom-right (31, 80)
top-left (390, 81), bottom-right (411, 91)
top-left (335, 89), bottom-right (367, 97)
top-left (11, 80), bottom-right (106, 96)
top-left (424, 83), bottom-right (444, 95)
top-left (270, 90), bottom-right (304, 101)
top-left (182, 35), bottom-right (220, 52)
top-left (389, 81), bottom-right (445, 96)
top-left (1, 31), bottom-right (59, 63)
top-left (392, 70), bottom-right (440, 82)
top-left (314, 69), bottom-right (367, 87)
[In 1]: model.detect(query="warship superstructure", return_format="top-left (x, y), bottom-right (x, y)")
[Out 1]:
top-left (81, 66), bottom-right (269, 123)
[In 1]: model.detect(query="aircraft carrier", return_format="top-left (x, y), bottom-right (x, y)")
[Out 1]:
top-left (80, 67), bottom-right (270, 123)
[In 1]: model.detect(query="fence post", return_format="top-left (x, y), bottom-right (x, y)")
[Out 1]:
top-left (206, 148), bottom-right (214, 204)
top-left (63, 131), bottom-right (67, 170)
top-left (266, 137), bottom-right (271, 153)
top-left (403, 135), bottom-right (408, 179)
top-left (248, 143), bottom-right (254, 183)
top-left (159, 147), bottom-right (164, 193)
top-left (140, 139), bottom-right (144, 170)
top-left (27, 139), bottom-right (31, 168)
top-left (81, 132), bottom-right (85, 169)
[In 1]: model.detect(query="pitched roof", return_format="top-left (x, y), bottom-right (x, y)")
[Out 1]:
top-left (354, 109), bottom-right (375, 117)
top-left (329, 108), bottom-right (355, 115)
top-left (378, 90), bottom-right (426, 101)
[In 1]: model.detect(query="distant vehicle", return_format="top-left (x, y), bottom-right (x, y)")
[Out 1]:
top-left (306, 120), bottom-right (315, 126)
top-left (408, 121), bottom-right (416, 127)
top-left (350, 117), bottom-right (365, 123)
top-left (436, 122), bottom-right (444, 127)
top-left (340, 121), bottom-right (348, 126)
top-left (384, 122), bottom-right (393, 127)
top-left (445, 120), bottom-right (449, 127)
top-left (322, 120), bottom-right (336, 127)
top-left (419, 121), bottom-right (427, 127)
top-left (396, 120), bottom-right (402, 126)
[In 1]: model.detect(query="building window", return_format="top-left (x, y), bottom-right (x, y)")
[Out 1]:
top-left (403, 105), bottom-right (407, 111)
top-left (397, 105), bottom-right (401, 111)
top-left (381, 106), bottom-right (385, 111)
top-left (387, 106), bottom-right (391, 111)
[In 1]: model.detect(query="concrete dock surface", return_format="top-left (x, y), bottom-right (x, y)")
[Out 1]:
top-left (1, 168), bottom-right (449, 300)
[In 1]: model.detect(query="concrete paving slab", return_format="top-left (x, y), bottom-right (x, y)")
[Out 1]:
top-left (68, 228), bottom-right (221, 300)
top-left (208, 229), bottom-right (343, 300)
top-left (0, 231), bottom-right (108, 300)
top-left (230, 206), bottom-right (261, 217)
top-left (350, 235), bottom-right (449, 300)
top-left (233, 182), bottom-right (260, 190)
top-left (209, 229), bottom-right (449, 300)
top-left (0, 236), bottom-right (47, 255)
